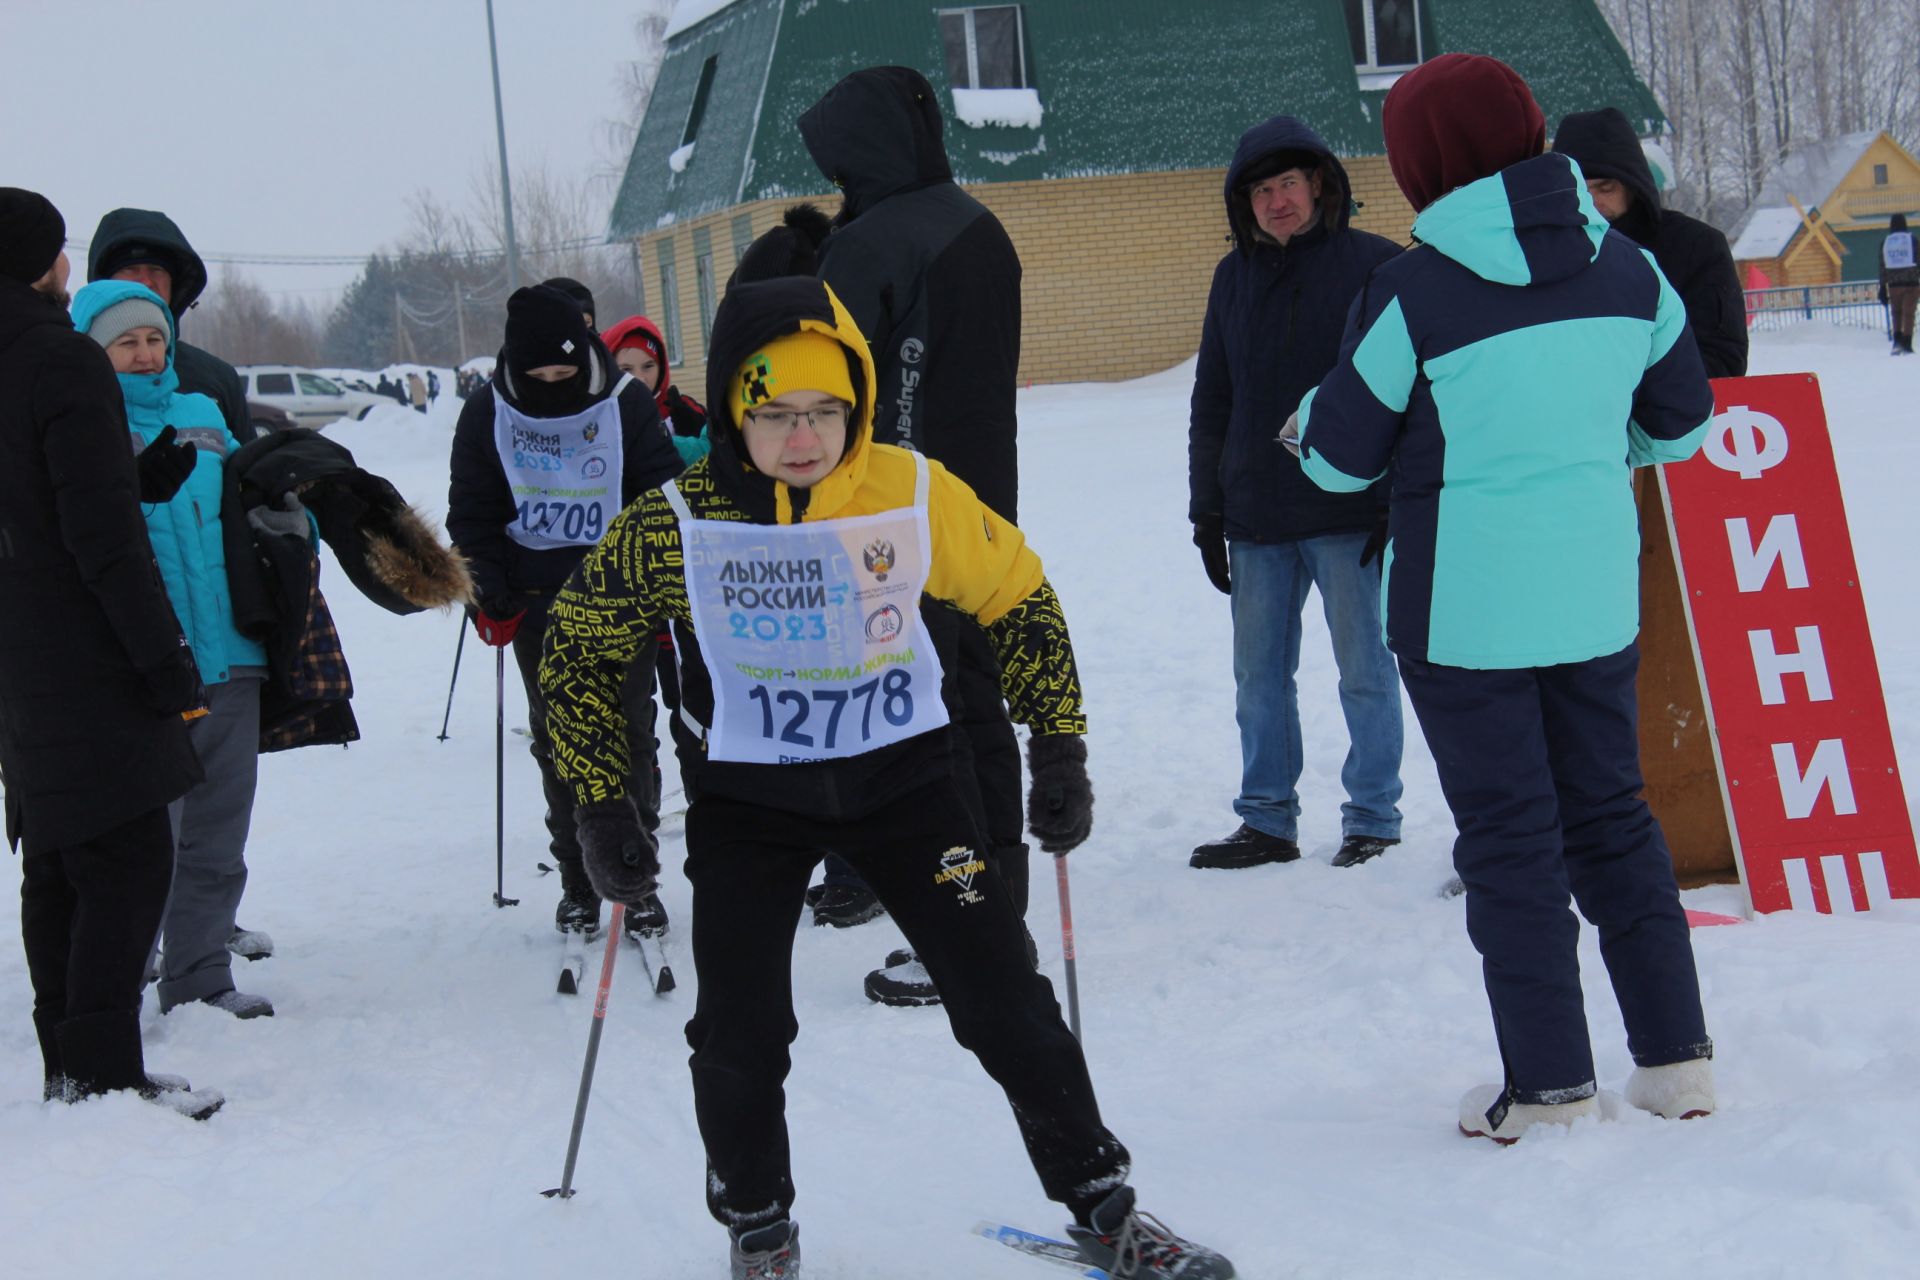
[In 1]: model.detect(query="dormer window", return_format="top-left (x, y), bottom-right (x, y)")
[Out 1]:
top-left (938, 6), bottom-right (1028, 90)
top-left (1346, 0), bottom-right (1422, 86)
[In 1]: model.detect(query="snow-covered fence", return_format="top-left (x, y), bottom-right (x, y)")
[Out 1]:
top-left (1745, 283), bottom-right (1887, 334)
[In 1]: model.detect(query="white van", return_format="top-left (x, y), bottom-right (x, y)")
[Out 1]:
top-left (240, 366), bottom-right (387, 430)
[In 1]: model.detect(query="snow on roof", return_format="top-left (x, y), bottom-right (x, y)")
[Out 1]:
top-left (666, 0), bottom-right (745, 39)
top-left (951, 88), bottom-right (1043, 130)
top-left (1749, 131), bottom-right (1879, 212)
top-left (1731, 206), bottom-right (1807, 260)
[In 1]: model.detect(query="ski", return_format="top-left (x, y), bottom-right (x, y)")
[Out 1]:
top-left (557, 924), bottom-right (592, 995)
top-left (625, 926), bottom-right (677, 995)
top-left (971, 1221), bottom-right (1105, 1278)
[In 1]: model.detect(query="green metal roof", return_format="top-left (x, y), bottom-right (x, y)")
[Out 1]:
top-left (611, 0), bottom-right (1663, 238)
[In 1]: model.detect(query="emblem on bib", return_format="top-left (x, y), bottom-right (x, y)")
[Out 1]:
top-left (865, 603), bottom-right (904, 643)
top-left (863, 538), bottom-right (896, 581)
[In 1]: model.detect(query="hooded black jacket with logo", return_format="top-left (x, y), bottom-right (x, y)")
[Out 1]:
top-left (1552, 108), bottom-right (1748, 379)
top-left (538, 277), bottom-right (1084, 825)
top-left (799, 66), bottom-right (1022, 522)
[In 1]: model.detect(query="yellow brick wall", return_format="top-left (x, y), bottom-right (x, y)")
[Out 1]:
top-left (634, 158), bottom-right (1419, 392)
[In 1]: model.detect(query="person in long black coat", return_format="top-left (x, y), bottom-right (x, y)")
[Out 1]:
top-left (798, 67), bottom-right (1031, 994)
top-left (0, 188), bottom-right (214, 1112)
top-left (1552, 108), bottom-right (1748, 379)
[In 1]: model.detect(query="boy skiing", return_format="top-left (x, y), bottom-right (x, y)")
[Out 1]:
top-left (538, 276), bottom-right (1235, 1279)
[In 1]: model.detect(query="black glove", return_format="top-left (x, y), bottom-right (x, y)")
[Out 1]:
top-left (1027, 734), bottom-right (1094, 854)
top-left (1359, 513), bottom-right (1390, 569)
top-left (140, 642), bottom-right (207, 718)
top-left (137, 426), bottom-right (198, 504)
top-left (1192, 517), bottom-right (1231, 595)
top-left (663, 385), bottom-right (708, 438)
top-left (575, 798), bottom-right (660, 905)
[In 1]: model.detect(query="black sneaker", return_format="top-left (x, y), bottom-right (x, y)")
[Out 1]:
top-left (1189, 824), bottom-right (1300, 870)
top-left (1331, 835), bottom-right (1399, 868)
top-left (811, 883), bottom-right (884, 928)
top-left (622, 892), bottom-right (669, 938)
top-left (730, 1219), bottom-right (800, 1279)
top-left (1066, 1186), bottom-right (1236, 1279)
top-left (864, 951), bottom-right (940, 1007)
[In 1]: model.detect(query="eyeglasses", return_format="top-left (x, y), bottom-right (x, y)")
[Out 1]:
top-left (744, 403), bottom-right (850, 434)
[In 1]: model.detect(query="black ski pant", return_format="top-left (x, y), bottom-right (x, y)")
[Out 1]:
top-left (683, 779), bottom-right (1127, 1233)
top-left (1398, 643), bottom-right (1712, 1104)
top-left (820, 608), bottom-right (1030, 915)
top-left (20, 807), bottom-right (174, 1096)
top-left (511, 595), bottom-right (660, 877)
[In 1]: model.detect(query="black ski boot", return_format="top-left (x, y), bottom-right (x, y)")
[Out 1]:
top-left (730, 1219), bottom-right (800, 1279)
top-left (622, 891), bottom-right (669, 939)
top-left (864, 948), bottom-right (939, 1007)
top-left (1066, 1186), bottom-right (1237, 1278)
top-left (811, 883), bottom-right (884, 928)
top-left (555, 866), bottom-right (601, 936)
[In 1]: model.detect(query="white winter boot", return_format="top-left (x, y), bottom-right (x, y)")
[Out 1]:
top-left (1624, 1059), bottom-right (1715, 1120)
top-left (1458, 1083), bottom-right (1596, 1144)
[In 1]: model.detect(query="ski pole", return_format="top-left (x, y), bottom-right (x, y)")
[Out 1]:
top-left (543, 902), bottom-right (625, 1200)
top-left (436, 621), bottom-right (467, 741)
top-left (1053, 853), bottom-right (1082, 1043)
top-left (493, 648), bottom-right (518, 908)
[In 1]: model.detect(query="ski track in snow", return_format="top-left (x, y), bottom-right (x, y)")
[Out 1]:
top-left (3, 326), bottom-right (1918, 1278)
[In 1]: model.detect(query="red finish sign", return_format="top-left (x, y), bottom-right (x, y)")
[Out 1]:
top-left (1659, 373), bottom-right (1917, 914)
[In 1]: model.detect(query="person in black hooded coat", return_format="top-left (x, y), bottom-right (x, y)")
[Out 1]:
top-left (447, 285), bottom-right (683, 936)
top-left (798, 67), bottom-right (1032, 988)
top-left (1552, 108), bottom-right (1748, 379)
top-left (87, 208), bottom-right (254, 444)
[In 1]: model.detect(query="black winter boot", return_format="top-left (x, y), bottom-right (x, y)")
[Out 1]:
top-left (1189, 823), bottom-right (1300, 869)
top-left (1331, 835), bottom-right (1399, 868)
top-left (1066, 1186), bottom-right (1237, 1279)
top-left (811, 883), bottom-right (884, 928)
top-left (622, 891), bottom-right (669, 938)
top-left (53, 1010), bottom-right (146, 1097)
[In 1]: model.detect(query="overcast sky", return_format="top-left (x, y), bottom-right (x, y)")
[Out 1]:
top-left (2, 0), bottom-right (664, 304)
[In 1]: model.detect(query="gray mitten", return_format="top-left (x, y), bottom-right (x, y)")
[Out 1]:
top-left (1027, 734), bottom-right (1094, 854)
top-left (247, 492), bottom-right (311, 540)
top-left (575, 798), bottom-right (661, 905)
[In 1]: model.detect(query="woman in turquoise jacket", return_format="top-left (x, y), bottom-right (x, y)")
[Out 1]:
top-left (72, 280), bottom-right (275, 1020)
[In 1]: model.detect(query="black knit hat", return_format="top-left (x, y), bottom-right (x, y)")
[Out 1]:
top-left (540, 276), bottom-right (596, 323)
top-left (504, 285), bottom-right (594, 374)
top-left (0, 187), bottom-right (66, 285)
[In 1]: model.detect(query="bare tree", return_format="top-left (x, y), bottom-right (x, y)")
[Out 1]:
top-left (194, 271), bottom-right (324, 366)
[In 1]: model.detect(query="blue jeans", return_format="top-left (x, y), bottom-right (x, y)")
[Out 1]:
top-left (1229, 535), bottom-right (1403, 841)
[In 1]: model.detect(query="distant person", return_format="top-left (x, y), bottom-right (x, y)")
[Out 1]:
top-left (603, 313), bottom-right (710, 463)
top-left (1297, 54), bottom-right (1717, 1143)
top-left (541, 276), bottom-right (595, 329)
top-left (427, 370), bottom-right (440, 400)
top-left (800, 67), bottom-right (1030, 993)
top-left (73, 279), bottom-right (277, 1021)
top-left (446, 285), bottom-right (683, 942)
top-left (1880, 213), bottom-right (1918, 355)
top-left (1187, 115), bottom-right (1405, 874)
top-left (1552, 107), bottom-right (1747, 377)
top-left (88, 208), bottom-right (254, 444)
top-left (408, 371), bottom-right (428, 412)
top-left (0, 188), bottom-right (221, 1119)
top-left (376, 373), bottom-right (398, 400)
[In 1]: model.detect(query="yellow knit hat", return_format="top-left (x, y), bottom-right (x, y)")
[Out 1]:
top-left (734, 330), bottom-right (856, 425)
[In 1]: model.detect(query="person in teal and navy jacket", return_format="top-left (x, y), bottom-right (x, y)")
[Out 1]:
top-left (1292, 55), bottom-right (1719, 1144)
top-left (71, 280), bottom-right (276, 1021)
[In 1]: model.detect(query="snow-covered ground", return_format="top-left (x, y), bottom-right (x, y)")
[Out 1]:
top-left (3, 324), bottom-right (1917, 1279)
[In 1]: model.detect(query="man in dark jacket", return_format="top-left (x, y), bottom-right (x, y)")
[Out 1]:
top-left (0, 188), bottom-right (217, 1116)
top-left (800, 66), bottom-right (1031, 1001)
top-left (87, 207), bottom-right (254, 444)
top-left (447, 285), bottom-right (683, 938)
top-left (1552, 108), bottom-right (1747, 379)
top-left (1187, 116), bottom-right (1405, 873)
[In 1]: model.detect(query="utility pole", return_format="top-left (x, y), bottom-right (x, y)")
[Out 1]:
top-left (486, 0), bottom-right (522, 293)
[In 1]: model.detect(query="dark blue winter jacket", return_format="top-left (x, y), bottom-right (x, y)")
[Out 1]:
top-left (1188, 116), bottom-right (1401, 542)
top-left (1297, 152), bottom-right (1714, 669)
